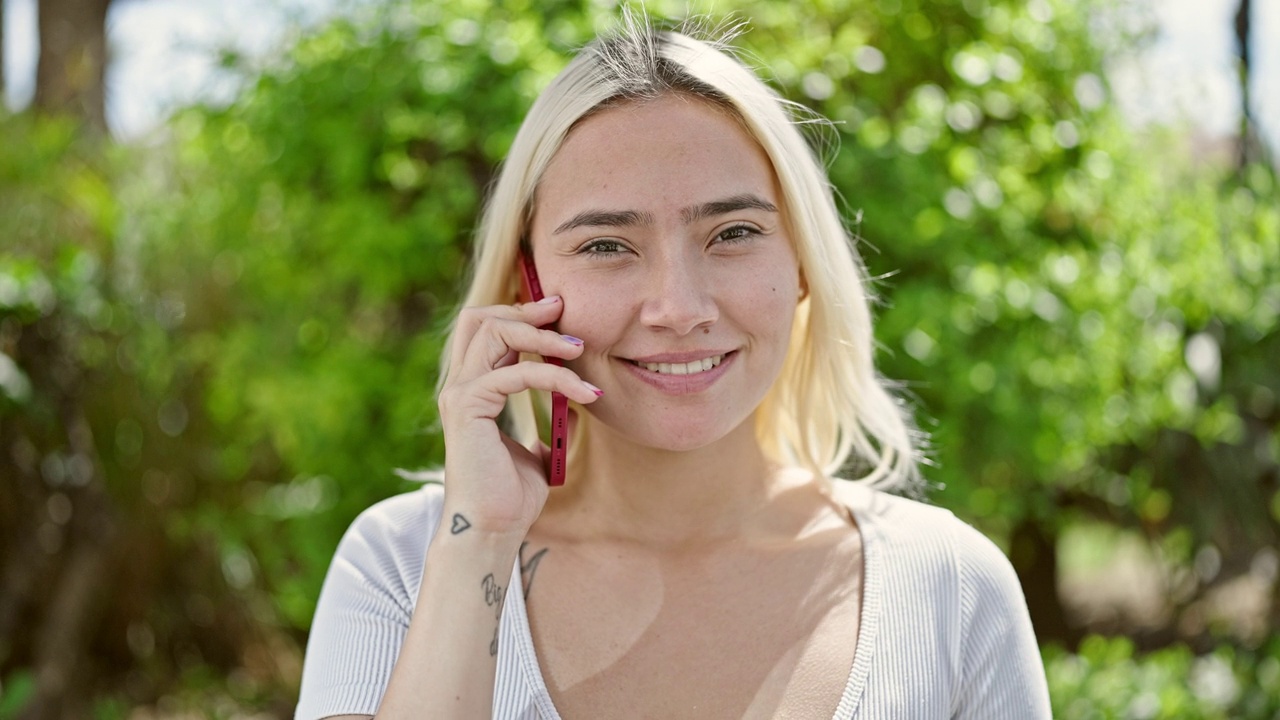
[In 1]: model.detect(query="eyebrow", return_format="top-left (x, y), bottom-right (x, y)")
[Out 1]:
top-left (553, 209), bottom-right (655, 235)
top-left (681, 194), bottom-right (779, 224)
top-left (551, 193), bottom-right (778, 235)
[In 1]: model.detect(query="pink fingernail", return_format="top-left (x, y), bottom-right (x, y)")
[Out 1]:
top-left (536, 295), bottom-right (561, 304)
top-left (582, 381), bottom-right (603, 396)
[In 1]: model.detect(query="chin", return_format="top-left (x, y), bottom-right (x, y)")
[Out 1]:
top-left (583, 405), bottom-right (752, 454)
top-left (639, 431), bottom-right (724, 454)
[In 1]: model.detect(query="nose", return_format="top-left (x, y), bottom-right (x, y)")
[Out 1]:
top-left (637, 252), bottom-right (718, 335)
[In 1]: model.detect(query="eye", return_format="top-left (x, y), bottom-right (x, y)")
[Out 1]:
top-left (579, 239), bottom-right (631, 257)
top-left (714, 224), bottom-right (761, 245)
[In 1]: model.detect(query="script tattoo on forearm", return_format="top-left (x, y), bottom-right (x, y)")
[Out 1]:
top-left (519, 542), bottom-right (548, 600)
top-left (482, 573), bottom-right (506, 657)
top-left (482, 573), bottom-right (505, 618)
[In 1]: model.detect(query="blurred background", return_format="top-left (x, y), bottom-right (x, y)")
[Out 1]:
top-left (1, 0), bottom-right (1278, 717)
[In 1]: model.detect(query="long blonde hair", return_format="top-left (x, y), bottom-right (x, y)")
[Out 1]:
top-left (438, 12), bottom-right (925, 494)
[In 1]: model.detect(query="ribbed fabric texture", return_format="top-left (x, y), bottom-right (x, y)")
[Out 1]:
top-left (294, 482), bottom-right (1051, 719)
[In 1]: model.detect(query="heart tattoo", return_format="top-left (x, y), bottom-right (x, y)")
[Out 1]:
top-left (451, 513), bottom-right (472, 535)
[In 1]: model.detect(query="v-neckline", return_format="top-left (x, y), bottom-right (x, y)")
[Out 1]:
top-left (504, 482), bottom-right (883, 720)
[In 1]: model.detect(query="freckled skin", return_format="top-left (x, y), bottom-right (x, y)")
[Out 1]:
top-left (528, 96), bottom-right (802, 453)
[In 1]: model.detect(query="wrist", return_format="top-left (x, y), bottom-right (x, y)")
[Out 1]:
top-left (437, 503), bottom-right (529, 546)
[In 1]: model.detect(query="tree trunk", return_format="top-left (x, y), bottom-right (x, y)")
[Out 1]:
top-left (16, 410), bottom-right (117, 720)
top-left (1, 0), bottom-right (8, 102)
top-left (1009, 518), bottom-right (1081, 649)
top-left (18, 508), bottom-right (115, 720)
top-left (34, 0), bottom-right (112, 130)
top-left (1234, 0), bottom-right (1259, 168)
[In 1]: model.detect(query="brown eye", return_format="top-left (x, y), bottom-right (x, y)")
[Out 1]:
top-left (715, 225), bottom-right (760, 244)
top-left (580, 239), bottom-right (629, 256)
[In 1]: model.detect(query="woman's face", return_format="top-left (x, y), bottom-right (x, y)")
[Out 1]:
top-left (528, 94), bottom-right (802, 452)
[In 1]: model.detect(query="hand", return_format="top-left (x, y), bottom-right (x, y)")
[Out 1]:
top-left (437, 296), bottom-right (600, 537)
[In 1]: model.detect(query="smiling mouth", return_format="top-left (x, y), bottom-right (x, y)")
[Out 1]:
top-left (627, 353), bottom-right (728, 376)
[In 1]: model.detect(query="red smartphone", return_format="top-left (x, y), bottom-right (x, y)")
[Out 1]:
top-left (519, 252), bottom-right (569, 487)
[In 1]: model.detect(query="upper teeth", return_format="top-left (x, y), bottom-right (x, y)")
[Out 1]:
top-left (638, 354), bottom-right (725, 375)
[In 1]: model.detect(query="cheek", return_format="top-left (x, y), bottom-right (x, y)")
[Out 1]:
top-left (554, 279), bottom-right (629, 345)
top-left (744, 292), bottom-right (798, 347)
top-left (727, 261), bottom-right (800, 323)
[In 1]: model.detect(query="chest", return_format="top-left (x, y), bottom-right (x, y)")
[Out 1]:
top-left (519, 535), bottom-right (863, 719)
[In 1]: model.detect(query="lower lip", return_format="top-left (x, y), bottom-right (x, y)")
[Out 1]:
top-left (620, 352), bottom-right (736, 395)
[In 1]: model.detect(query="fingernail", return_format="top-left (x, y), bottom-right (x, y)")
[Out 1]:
top-left (582, 381), bottom-right (603, 396)
top-left (561, 334), bottom-right (584, 346)
top-left (536, 295), bottom-right (561, 304)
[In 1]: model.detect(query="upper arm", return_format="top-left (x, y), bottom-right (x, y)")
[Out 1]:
top-left (950, 522), bottom-right (1052, 720)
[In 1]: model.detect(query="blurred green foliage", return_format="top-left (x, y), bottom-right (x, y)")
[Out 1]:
top-left (1046, 636), bottom-right (1280, 719)
top-left (1, 0), bottom-right (1277, 715)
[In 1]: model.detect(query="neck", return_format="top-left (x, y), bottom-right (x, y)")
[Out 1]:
top-left (542, 414), bottom-right (786, 550)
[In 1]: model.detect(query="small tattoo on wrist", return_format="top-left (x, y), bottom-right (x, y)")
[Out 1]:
top-left (450, 513), bottom-right (471, 534)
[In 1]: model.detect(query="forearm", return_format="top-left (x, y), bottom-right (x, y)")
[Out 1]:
top-left (374, 510), bottom-right (523, 719)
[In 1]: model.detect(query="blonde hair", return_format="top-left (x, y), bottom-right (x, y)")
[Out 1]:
top-left (438, 12), bottom-right (925, 494)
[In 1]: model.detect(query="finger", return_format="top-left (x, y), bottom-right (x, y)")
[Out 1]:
top-left (489, 362), bottom-right (601, 405)
top-left (446, 363), bottom-right (601, 424)
top-left (448, 298), bottom-right (565, 375)
top-left (455, 317), bottom-right (585, 384)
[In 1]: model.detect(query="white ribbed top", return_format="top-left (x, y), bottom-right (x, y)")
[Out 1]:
top-left (295, 481), bottom-right (1051, 719)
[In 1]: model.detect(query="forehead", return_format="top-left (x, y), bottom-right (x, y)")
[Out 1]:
top-left (533, 95), bottom-right (780, 223)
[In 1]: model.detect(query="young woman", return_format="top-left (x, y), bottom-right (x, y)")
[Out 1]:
top-left (295, 14), bottom-right (1051, 720)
